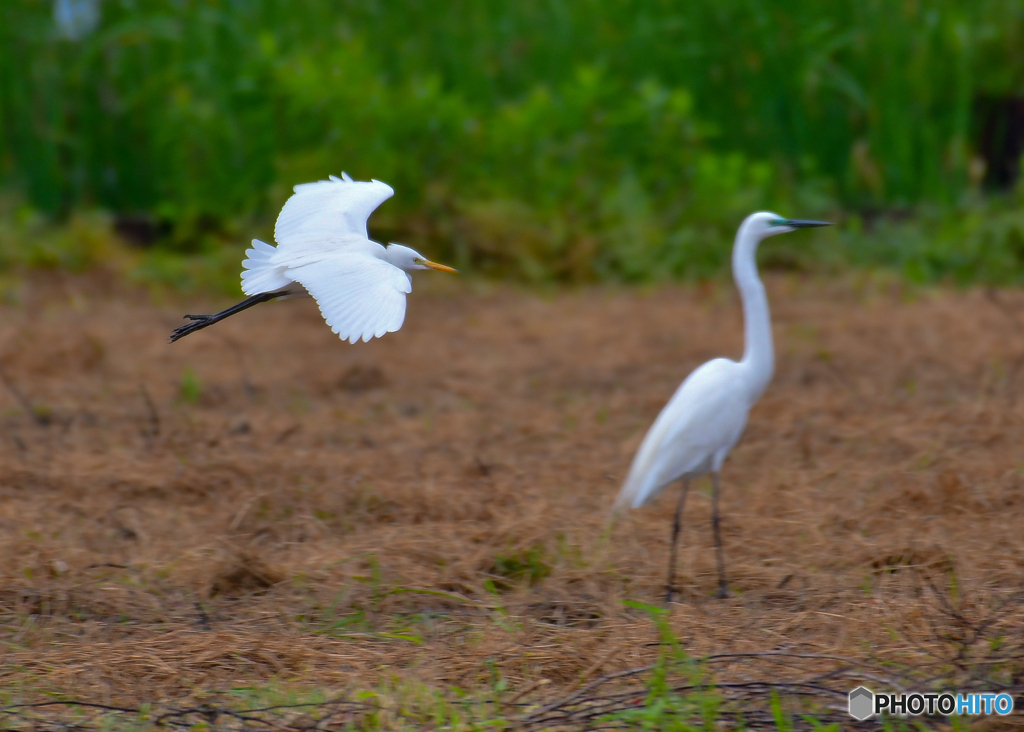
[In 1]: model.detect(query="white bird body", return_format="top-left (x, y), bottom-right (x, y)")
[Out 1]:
top-left (613, 211), bottom-right (831, 600)
top-left (616, 358), bottom-right (752, 510)
top-left (171, 174), bottom-right (455, 344)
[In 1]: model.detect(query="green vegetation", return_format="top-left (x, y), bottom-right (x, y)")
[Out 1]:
top-left (489, 545), bottom-right (553, 589)
top-left (177, 367), bottom-right (202, 404)
top-left (1, 1), bottom-right (1024, 283)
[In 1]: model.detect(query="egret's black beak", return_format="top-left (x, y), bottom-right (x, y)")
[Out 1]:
top-left (784, 219), bottom-right (833, 228)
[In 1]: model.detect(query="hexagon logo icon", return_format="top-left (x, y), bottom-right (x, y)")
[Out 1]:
top-left (849, 686), bottom-right (874, 720)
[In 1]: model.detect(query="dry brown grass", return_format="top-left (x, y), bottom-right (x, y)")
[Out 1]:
top-left (1, 271), bottom-right (1024, 715)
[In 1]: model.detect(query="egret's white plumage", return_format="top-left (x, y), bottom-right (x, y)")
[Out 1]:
top-left (171, 173), bottom-right (455, 344)
top-left (614, 211), bottom-right (831, 601)
top-left (615, 358), bottom-right (752, 510)
top-left (276, 174), bottom-right (394, 241)
top-left (287, 248), bottom-right (411, 344)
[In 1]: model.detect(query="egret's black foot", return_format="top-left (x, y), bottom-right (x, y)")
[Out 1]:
top-left (715, 584), bottom-right (729, 599)
top-left (665, 586), bottom-right (676, 604)
top-left (169, 314), bottom-right (216, 343)
top-left (168, 290), bottom-right (291, 344)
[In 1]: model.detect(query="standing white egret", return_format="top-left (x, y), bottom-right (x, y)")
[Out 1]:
top-left (169, 173), bottom-right (456, 344)
top-left (613, 212), bottom-right (831, 602)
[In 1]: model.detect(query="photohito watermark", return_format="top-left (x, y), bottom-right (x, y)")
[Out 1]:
top-left (848, 686), bottom-right (1014, 721)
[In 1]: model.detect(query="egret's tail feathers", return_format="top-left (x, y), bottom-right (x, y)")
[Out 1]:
top-left (612, 463), bottom-right (669, 515)
top-left (611, 484), bottom-right (630, 515)
top-left (241, 239), bottom-right (292, 295)
top-left (612, 479), bottom-right (645, 515)
top-left (612, 473), bottom-right (643, 515)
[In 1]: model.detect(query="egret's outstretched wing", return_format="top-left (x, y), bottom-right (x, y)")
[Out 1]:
top-left (287, 253), bottom-right (410, 343)
top-left (275, 173), bottom-right (394, 246)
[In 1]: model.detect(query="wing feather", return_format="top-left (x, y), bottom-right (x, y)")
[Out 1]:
top-left (287, 253), bottom-right (410, 344)
top-left (275, 175), bottom-right (394, 247)
top-left (614, 359), bottom-right (750, 511)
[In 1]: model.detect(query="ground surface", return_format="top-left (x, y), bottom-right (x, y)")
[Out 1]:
top-left (1, 272), bottom-right (1023, 715)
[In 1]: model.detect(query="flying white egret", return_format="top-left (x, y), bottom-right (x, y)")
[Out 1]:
top-left (613, 212), bottom-right (831, 602)
top-left (169, 173), bottom-right (456, 344)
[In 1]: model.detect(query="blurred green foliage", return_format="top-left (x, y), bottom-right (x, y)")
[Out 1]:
top-left (1, 0), bottom-right (1023, 284)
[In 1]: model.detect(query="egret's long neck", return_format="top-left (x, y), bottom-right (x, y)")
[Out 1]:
top-left (732, 224), bottom-right (774, 402)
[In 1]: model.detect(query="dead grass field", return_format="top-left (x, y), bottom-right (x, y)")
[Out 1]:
top-left (1, 271), bottom-right (1024, 719)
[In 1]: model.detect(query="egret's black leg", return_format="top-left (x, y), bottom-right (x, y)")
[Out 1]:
top-left (665, 479), bottom-right (690, 604)
top-left (169, 290), bottom-right (290, 343)
top-left (711, 471), bottom-right (728, 598)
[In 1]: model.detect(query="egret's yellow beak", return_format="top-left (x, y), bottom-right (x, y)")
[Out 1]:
top-left (423, 260), bottom-right (458, 273)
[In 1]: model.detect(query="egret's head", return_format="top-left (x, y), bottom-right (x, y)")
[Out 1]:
top-left (385, 243), bottom-right (458, 274)
top-left (746, 211), bottom-right (833, 239)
